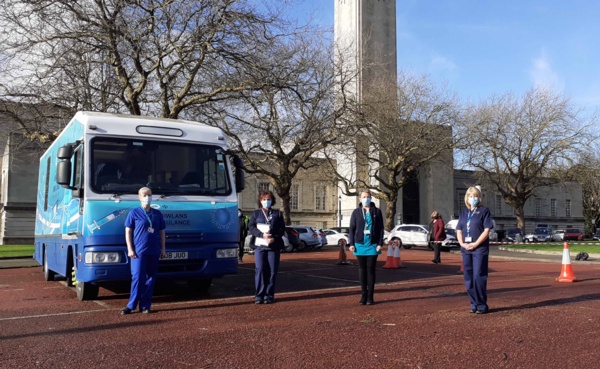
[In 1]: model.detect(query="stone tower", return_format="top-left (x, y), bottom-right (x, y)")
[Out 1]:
top-left (334, 0), bottom-right (454, 227)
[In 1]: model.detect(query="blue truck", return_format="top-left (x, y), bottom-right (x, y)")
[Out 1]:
top-left (34, 112), bottom-right (245, 300)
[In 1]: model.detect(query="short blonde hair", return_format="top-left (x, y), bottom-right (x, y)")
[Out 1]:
top-left (431, 211), bottom-right (440, 219)
top-left (138, 187), bottom-right (152, 196)
top-left (463, 186), bottom-right (482, 208)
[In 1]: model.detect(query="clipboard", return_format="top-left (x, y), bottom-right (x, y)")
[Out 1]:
top-left (254, 223), bottom-right (271, 247)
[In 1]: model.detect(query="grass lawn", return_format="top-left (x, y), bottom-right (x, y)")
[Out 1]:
top-left (0, 245), bottom-right (34, 258)
top-left (504, 242), bottom-right (600, 253)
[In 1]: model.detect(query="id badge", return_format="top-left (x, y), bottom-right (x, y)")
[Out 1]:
top-left (364, 230), bottom-right (371, 235)
top-left (464, 237), bottom-right (472, 243)
top-left (148, 227), bottom-right (154, 234)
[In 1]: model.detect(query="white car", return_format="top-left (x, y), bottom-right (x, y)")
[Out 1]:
top-left (323, 228), bottom-right (349, 247)
top-left (388, 224), bottom-right (431, 249)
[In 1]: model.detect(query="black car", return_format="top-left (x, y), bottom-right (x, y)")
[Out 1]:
top-left (285, 227), bottom-right (302, 250)
top-left (505, 228), bottom-right (523, 242)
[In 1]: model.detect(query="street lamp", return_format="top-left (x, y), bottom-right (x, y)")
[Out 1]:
top-left (338, 195), bottom-right (342, 227)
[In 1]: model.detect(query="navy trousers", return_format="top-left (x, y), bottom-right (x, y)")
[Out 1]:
top-left (127, 253), bottom-right (160, 310)
top-left (254, 247), bottom-right (280, 302)
top-left (462, 250), bottom-right (489, 311)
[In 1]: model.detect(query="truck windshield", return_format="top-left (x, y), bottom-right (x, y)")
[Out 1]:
top-left (91, 137), bottom-right (231, 195)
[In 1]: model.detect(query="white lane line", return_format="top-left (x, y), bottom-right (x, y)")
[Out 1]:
top-left (0, 308), bottom-right (110, 321)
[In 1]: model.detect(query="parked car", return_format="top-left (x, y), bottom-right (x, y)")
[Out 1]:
top-left (290, 226), bottom-right (322, 250)
top-left (593, 232), bottom-right (600, 241)
top-left (285, 227), bottom-right (302, 250)
top-left (387, 224), bottom-right (430, 249)
top-left (563, 228), bottom-right (583, 241)
top-left (552, 229), bottom-right (565, 242)
top-left (505, 228), bottom-right (524, 242)
top-left (313, 228), bottom-right (327, 248)
top-left (524, 227), bottom-right (553, 243)
top-left (323, 228), bottom-right (349, 247)
top-left (441, 228), bottom-right (460, 249)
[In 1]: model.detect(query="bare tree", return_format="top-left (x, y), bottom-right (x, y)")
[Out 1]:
top-left (568, 151), bottom-right (600, 233)
top-left (456, 87), bottom-right (597, 230)
top-left (194, 33), bottom-right (358, 225)
top-left (326, 72), bottom-right (460, 230)
top-left (0, 0), bottom-right (306, 125)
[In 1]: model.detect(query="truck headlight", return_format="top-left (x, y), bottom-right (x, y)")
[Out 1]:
top-left (84, 252), bottom-right (121, 264)
top-left (216, 248), bottom-right (237, 258)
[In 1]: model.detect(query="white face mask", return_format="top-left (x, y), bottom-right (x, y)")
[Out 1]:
top-left (468, 196), bottom-right (479, 207)
top-left (141, 195), bottom-right (152, 207)
top-left (361, 197), bottom-right (372, 207)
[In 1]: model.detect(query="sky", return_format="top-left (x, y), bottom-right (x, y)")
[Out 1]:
top-left (282, 0), bottom-right (600, 115)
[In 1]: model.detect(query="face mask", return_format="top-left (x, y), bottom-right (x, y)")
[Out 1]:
top-left (141, 195), bottom-right (152, 207)
top-left (238, 210), bottom-right (242, 217)
top-left (361, 197), bottom-right (372, 207)
top-left (261, 200), bottom-right (272, 208)
top-left (468, 197), bottom-right (479, 207)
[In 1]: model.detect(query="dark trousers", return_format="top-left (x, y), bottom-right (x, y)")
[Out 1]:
top-left (254, 247), bottom-right (280, 301)
top-left (238, 240), bottom-right (245, 260)
top-left (433, 242), bottom-right (441, 262)
top-left (462, 251), bottom-right (489, 311)
top-left (127, 253), bottom-right (160, 310)
top-left (356, 255), bottom-right (378, 301)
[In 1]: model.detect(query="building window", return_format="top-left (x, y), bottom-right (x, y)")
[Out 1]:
top-left (290, 184), bottom-right (299, 210)
top-left (458, 190), bottom-right (466, 214)
top-left (566, 199), bottom-right (571, 218)
top-left (258, 181), bottom-right (270, 193)
top-left (495, 195), bottom-right (502, 215)
top-left (535, 198), bottom-right (541, 217)
top-left (550, 199), bottom-right (556, 217)
top-left (315, 184), bottom-right (326, 211)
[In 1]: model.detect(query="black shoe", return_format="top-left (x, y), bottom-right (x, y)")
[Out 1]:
top-left (359, 298), bottom-right (366, 305)
top-left (366, 300), bottom-right (375, 305)
top-left (432, 259), bottom-right (440, 264)
top-left (141, 308), bottom-right (152, 314)
top-left (120, 307), bottom-right (132, 315)
top-left (475, 309), bottom-right (488, 314)
top-left (264, 299), bottom-right (273, 304)
top-left (469, 309), bottom-right (476, 313)
top-left (255, 299), bottom-right (263, 304)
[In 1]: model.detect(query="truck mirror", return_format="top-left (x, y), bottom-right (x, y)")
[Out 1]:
top-left (57, 145), bottom-right (74, 160)
top-left (233, 155), bottom-right (245, 193)
top-left (56, 160), bottom-right (72, 187)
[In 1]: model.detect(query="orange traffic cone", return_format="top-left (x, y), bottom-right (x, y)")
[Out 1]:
top-left (556, 241), bottom-right (577, 282)
top-left (393, 244), bottom-right (402, 268)
top-left (335, 240), bottom-right (350, 265)
top-left (382, 242), bottom-right (396, 269)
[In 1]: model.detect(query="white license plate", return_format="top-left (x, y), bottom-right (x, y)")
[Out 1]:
top-left (161, 251), bottom-right (188, 260)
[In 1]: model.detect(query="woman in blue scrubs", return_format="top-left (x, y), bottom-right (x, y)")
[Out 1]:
top-left (121, 187), bottom-right (166, 315)
top-left (456, 186), bottom-right (494, 314)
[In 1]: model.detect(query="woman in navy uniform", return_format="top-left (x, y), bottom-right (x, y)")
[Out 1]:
top-left (121, 187), bottom-right (166, 314)
top-left (348, 190), bottom-right (384, 305)
top-left (456, 186), bottom-right (494, 314)
top-left (248, 190), bottom-right (286, 304)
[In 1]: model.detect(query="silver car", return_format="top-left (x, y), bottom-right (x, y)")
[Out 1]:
top-left (290, 226), bottom-right (322, 250)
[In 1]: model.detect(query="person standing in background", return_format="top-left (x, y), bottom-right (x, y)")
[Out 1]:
top-left (431, 211), bottom-right (446, 264)
top-left (238, 210), bottom-right (247, 263)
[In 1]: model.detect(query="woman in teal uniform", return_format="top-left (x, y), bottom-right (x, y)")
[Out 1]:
top-left (348, 190), bottom-right (384, 305)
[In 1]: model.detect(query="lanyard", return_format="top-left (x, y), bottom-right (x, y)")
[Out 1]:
top-left (466, 208), bottom-right (476, 237)
top-left (362, 208), bottom-right (372, 231)
top-left (261, 208), bottom-right (271, 223)
top-left (144, 209), bottom-right (153, 226)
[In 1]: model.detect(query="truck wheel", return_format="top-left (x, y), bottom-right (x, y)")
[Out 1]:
top-left (43, 249), bottom-right (56, 282)
top-left (76, 281), bottom-right (100, 301)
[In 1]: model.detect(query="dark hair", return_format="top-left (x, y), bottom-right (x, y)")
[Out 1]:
top-left (257, 190), bottom-right (276, 208)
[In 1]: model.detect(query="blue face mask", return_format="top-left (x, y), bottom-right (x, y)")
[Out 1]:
top-left (261, 200), bottom-right (272, 209)
top-left (468, 197), bottom-right (479, 207)
top-left (361, 197), bottom-right (372, 207)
